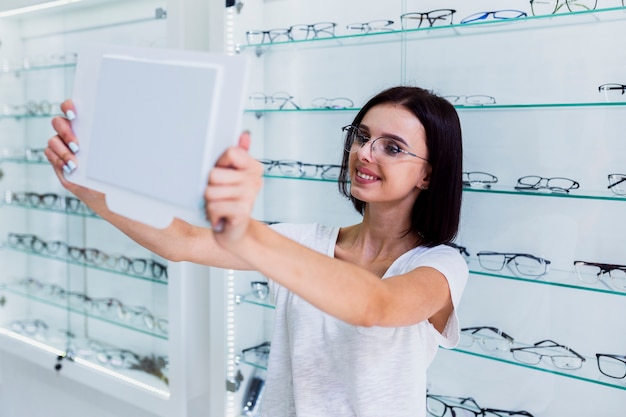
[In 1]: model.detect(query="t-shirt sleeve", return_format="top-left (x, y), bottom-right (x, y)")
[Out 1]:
top-left (406, 246), bottom-right (469, 349)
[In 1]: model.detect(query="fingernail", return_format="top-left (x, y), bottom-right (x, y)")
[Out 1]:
top-left (63, 160), bottom-right (77, 174)
top-left (65, 110), bottom-right (76, 121)
top-left (68, 142), bottom-right (80, 153)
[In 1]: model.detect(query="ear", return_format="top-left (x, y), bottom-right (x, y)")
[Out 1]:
top-left (417, 165), bottom-right (432, 191)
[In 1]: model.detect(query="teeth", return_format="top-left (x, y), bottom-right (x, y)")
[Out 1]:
top-left (356, 171), bottom-right (377, 180)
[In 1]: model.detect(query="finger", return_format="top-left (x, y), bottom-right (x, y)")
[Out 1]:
top-left (208, 165), bottom-right (262, 186)
top-left (60, 99), bottom-right (77, 121)
top-left (47, 135), bottom-right (77, 174)
top-left (51, 116), bottom-right (80, 155)
top-left (214, 146), bottom-right (259, 171)
top-left (238, 130), bottom-right (251, 151)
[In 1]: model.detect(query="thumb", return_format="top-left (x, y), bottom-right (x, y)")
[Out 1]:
top-left (238, 130), bottom-right (251, 151)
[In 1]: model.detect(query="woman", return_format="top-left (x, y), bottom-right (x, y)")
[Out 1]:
top-left (46, 86), bottom-right (468, 417)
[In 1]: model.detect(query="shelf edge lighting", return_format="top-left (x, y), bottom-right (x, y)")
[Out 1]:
top-left (0, 0), bottom-right (83, 18)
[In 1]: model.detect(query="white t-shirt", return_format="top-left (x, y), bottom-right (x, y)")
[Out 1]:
top-left (260, 223), bottom-right (468, 417)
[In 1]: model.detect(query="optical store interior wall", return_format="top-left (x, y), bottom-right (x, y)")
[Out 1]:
top-left (1, 0), bottom-right (625, 416)
top-left (230, 0), bottom-right (626, 416)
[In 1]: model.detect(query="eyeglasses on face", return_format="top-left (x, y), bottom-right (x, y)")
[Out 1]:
top-left (510, 339), bottom-right (586, 370)
top-left (342, 125), bottom-right (429, 165)
top-left (530, 0), bottom-right (598, 16)
top-left (463, 171), bottom-right (498, 188)
top-left (596, 353), bottom-right (626, 379)
top-left (400, 9), bottom-right (456, 30)
top-left (346, 19), bottom-right (395, 33)
top-left (443, 95), bottom-right (496, 106)
top-left (461, 10), bottom-right (527, 24)
top-left (607, 173), bottom-right (626, 195)
top-left (460, 326), bottom-right (515, 352)
top-left (514, 175), bottom-right (580, 193)
top-left (248, 92), bottom-right (300, 110)
top-left (477, 251), bottom-right (551, 277)
top-left (426, 394), bottom-right (483, 417)
top-left (573, 260), bottom-right (626, 290)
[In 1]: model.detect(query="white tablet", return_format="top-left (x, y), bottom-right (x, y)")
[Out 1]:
top-left (66, 43), bottom-right (250, 228)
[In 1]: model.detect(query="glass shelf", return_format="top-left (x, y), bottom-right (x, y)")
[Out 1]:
top-left (0, 63), bottom-right (76, 75)
top-left (0, 113), bottom-right (62, 121)
top-left (237, 356), bottom-right (268, 371)
top-left (467, 259), bottom-right (626, 297)
top-left (261, 175), bottom-right (626, 201)
top-left (2, 246), bottom-right (168, 286)
top-left (235, 293), bottom-right (275, 309)
top-left (244, 101), bottom-right (626, 115)
top-left (245, 107), bottom-right (359, 115)
top-left (2, 286), bottom-right (167, 340)
top-left (464, 185), bottom-right (626, 202)
top-left (450, 344), bottom-right (626, 391)
top-left (263, 174), bottom-right (339, 183)
top-left (1, 200), bottom-right (100, 219)
top-left (239, 7), bottom-right (626, 52)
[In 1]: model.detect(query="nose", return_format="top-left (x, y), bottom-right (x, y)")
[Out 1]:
top-left (355, 139), bottom-right (375, 163)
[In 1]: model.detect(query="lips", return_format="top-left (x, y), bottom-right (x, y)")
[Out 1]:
top-left (354, 167), bottom-right (380, 182)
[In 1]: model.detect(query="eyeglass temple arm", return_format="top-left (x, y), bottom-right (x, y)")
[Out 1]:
top-left (608, 176), bottom-right (626, 189)
top-left (462, 326), bottom-right (515, 342)
top-left (533, 339), bottom-right (586, 360)
top-left (242, 341), bottom-right (271, 354)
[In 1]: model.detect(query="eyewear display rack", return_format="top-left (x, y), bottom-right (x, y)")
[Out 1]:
top-left (226, 0), bottom-right (626, 416)
top-left (0, 1), bottom-right (220, 416)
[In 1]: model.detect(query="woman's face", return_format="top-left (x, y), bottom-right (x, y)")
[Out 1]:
top-left (348, 103), bottom-right (431, 210)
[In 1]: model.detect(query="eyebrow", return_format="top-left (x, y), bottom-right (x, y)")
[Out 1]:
top-left (358, 123), bottom-right (411, 147)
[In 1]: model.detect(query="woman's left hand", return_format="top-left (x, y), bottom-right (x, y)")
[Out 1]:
top-left (204, 131), bottom-right (264, 249)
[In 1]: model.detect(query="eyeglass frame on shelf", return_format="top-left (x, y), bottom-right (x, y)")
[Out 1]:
top-left (460, 10), bottom-right (527, 25)
top-left (607, 173), bottom-right (626, 195)
top-left (460, 326), bottom-right (515, 352)
top-left (477, 251), bottom-right (551, 277)
top-left (462, 171), bottom-right (498, 188)
top-left (400, 9), bottom-right (457, 30)
top-left (573, 260), bottom-right (626, 289)
top-left (510, 339), bottom-right (586, 370)
top-left (514, 175), bottom-right (580, 193)
top-left (529, 0), bottom-right (598, 16)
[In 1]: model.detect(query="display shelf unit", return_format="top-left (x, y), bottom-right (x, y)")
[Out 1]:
top-left (228, 0), bottom-right (626, 415)
top-left (0, 1), bottom-right (221, 416)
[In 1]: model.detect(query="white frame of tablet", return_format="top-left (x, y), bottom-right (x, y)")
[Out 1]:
top-left (67, 43), bottom-right (250, 228)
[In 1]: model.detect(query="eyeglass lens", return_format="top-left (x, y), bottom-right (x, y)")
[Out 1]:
top-left (608, 174), bottom-right (626, 195)
top-left (343, 125), bottom-right (423, 165)
top-left (596, 354), bottom-right (626, 379)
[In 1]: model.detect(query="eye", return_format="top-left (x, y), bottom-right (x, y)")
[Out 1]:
top-left (379, 138), bottom-right (403, 156)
